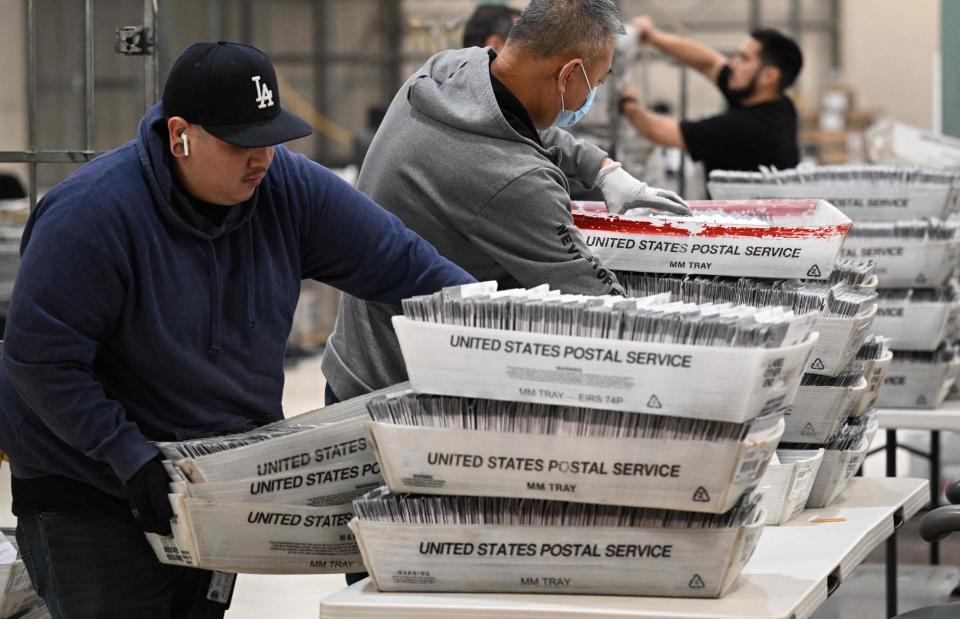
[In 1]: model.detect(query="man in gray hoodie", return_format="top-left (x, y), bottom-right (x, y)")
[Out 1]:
top-left (323, 0), bottom-right (688, 403)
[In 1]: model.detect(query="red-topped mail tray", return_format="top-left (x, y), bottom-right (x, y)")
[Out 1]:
top-left (574, 199), bottom-right (852, 280)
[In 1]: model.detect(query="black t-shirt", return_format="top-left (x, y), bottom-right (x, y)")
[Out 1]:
top-left (680, 65), bottom-right (799, 175)
top-left (488, 50), bottom-right (542, 147)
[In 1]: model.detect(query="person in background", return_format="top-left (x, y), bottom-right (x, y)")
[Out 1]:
top-left (463, 4), bottom-right (521, 52)
top-left (619, 16), bottom-right (803, 176)
top-left (323, 0), bottom-right (688, 409)
top-left (0, 41), bottom-right (473, 618)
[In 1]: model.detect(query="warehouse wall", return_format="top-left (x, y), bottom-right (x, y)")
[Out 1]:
top-left (0, 1), bottom-right (26, 188)
top-left (841, 0), bottom-right (940, 130)
top-left (942, 0), bottom-right (960, 137)
top-left (0, 0), bottom-right (946, 190)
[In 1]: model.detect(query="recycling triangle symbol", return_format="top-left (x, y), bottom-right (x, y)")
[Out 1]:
top-left (692, 486), bottom-right (711, 502)
top-left (810, 358), bottom-right (825, 371)
top-left (916, 273), bottom-right (927, 284)
top-left (916, 395), bottom-right (928, 406)
top-left (807, 264), bottom-right (822, 278)
top-left (647, 395), bottom-right (662, 409)
top-left (802, 422), bottom-right (817, 436)
top-left (689, 574), bottom-right (706, 589)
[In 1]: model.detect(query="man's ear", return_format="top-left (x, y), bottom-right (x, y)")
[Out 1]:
top-left (167, 117), bottom-right (189, 159)
top-left (760, 65), bottom-right (782, 90)
top-left (556, 58), bottom-right (582, 95)
top-left (485, 34), bottom-right (506, 53)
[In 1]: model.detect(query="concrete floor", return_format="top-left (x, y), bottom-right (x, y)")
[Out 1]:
top-left (2, 352), bottom-right (958, 618)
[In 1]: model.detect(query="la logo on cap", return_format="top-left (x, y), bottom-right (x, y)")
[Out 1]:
top-left (251, 75), bottom-right (274, 109)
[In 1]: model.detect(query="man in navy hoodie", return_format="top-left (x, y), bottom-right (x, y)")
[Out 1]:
top-left (0, 41), bottom-right (473, 618)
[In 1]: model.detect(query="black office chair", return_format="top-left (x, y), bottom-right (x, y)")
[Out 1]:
top-left (892, 479), bottom-right (960, 618)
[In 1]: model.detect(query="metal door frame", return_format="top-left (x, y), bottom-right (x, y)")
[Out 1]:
top-left (0, 0), bottom-right (160, 210)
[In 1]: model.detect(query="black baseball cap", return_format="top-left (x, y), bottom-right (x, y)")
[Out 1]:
top-left (162, 41), bottom-right (312, 148)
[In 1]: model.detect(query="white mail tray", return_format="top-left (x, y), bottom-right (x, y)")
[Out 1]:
top-left (368, 413), bottom-right (783, 514)
top-left (875, 358), bottom-right (960, 409)
top-left (707, 167), bottom-right (960, 223)
top-left (782, 378), bottom-right (868, 444)
top-left (393, 316), bottom-right (818, 424)
top-left (758, 449), bottom-right (824, 525)
top-left (841, 235), bottom-right (959, 289)
top-left (352, 513), bottom-right (763, 598)
top-left (872, 298), bottom-right (959, 351)
top-left (574, 199), bottom-right (851, 280)
top-left (146, 494), bottom-right (362, 574)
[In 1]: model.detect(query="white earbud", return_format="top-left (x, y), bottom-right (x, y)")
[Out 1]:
top-left (181, 132), bottom-right (190, 157)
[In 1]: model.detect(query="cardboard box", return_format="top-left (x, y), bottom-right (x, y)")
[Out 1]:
top-left (368, 414), bottom-right (783, 514)
top-left (759, 449), bottom-right (824, 525)
top-left (393, 316), bottom-right (818, 424)
top-left (782, 378), bottom-right (867, 444)
top-left (875, 358), bottom-right (960, 409)
top-left (574, 200), bottom-right (851, 280)
top-left (146, 494), bottom-right (363, 574)
top-left (351, 512), bottom-right (764, 598)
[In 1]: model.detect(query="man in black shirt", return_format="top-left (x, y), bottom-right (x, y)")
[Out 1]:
top-left (618, 17), bottom-right (803, 175)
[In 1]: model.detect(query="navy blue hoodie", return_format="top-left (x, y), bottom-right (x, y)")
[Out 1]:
top-left (0, 103), bottom-right (473, 497)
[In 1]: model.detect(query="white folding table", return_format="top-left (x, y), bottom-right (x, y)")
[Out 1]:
top-left (876, 404), bottom-right (960, 557)
top-left (319, 477), bottom-right (927, 619)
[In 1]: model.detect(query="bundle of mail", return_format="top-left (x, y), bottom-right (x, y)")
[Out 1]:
top-left (350, 486), bottom-right (764, 598)
top-left (801, 412), bottom-right (881, 508)
top-left (841, 218), bottom-right (960, 288)
top-left (865, 120), bottom-right (960, 170)
top-left (876, 344), bottom-right (960, 409)
top-left (737, 335), bottom-right (887, 518)
top-left (708, 164), bottom-right (960, 222)
top-left (760, 410), bottom-right (880, 520)
top-left (757, 448), bottom-right (823, 525)
top-left (349, 282), bottom-right (820, 598)
top-left (366, 391), bottom-right (783, 513)
top-left (394, 282), bottom-right (818, 422)
top-left (872, 281), bottom-right (960, 351)
top-left (146, 384), bottom-right (411, 574)
top-left (615, 270), bottom-right (878, 377)
top-left (573, 199), bottom-right (852, 280)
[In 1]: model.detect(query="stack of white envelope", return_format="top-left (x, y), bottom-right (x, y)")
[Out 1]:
top-left (145, 384), bottom-right (409, 574)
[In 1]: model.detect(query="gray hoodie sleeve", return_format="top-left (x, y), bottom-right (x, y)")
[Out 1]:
top-left (467, 167), bottom-right (623, 296)
top-left (539, 128), bottom-right (609, 187)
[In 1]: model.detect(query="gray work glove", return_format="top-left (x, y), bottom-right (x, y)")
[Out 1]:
top-left (595, 162), bottom-right (691, 216)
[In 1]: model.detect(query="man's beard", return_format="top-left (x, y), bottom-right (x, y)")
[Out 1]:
top-left (728, 71), bottom-right (760, 101)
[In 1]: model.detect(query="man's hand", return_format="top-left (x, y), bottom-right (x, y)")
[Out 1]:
top-left (632, 16), bottom-right (656, 44)
top-left (595, 162), bottom-right (690, 216)
top-left (125, 457), bottom-right (175, 536)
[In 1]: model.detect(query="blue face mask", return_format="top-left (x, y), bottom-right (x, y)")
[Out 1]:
top-left (552, 63), bottom-right (597, 128)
